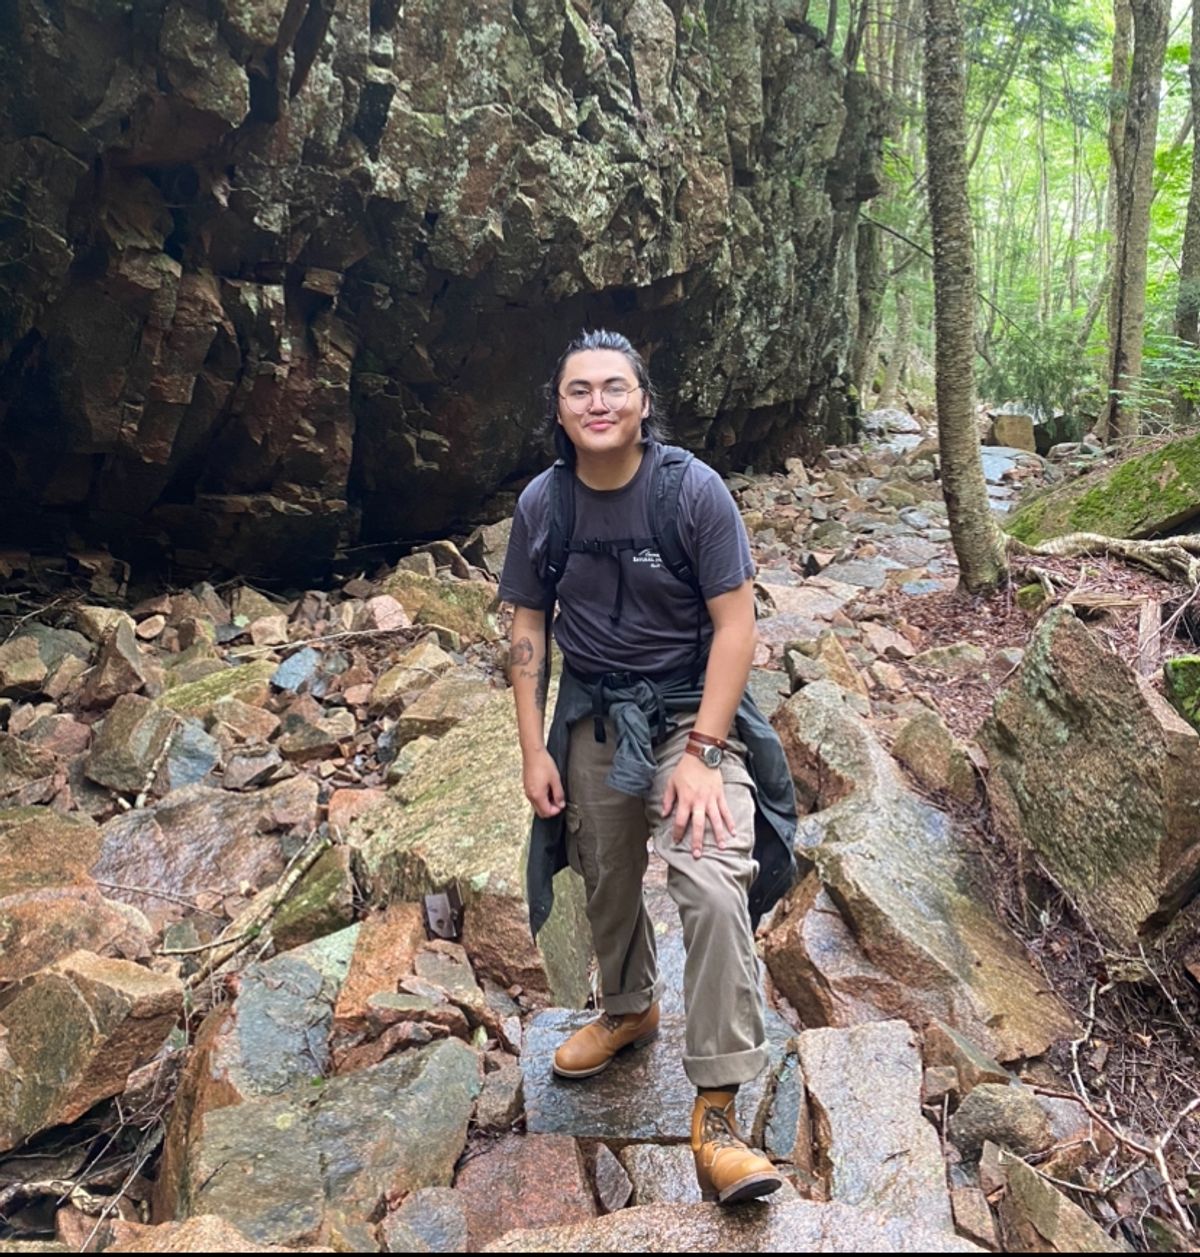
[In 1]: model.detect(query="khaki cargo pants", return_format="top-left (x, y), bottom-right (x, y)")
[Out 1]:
top-left (565, 715), bottom-right (768, 1088)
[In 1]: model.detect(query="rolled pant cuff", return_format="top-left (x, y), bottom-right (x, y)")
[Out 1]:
top-left (601, 977), bottom-right (663, 1016)
top-left (683, 1044), bottom-right (770, 1090)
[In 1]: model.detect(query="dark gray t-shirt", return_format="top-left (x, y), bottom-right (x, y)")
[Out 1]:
top-left (499, 446), bottom-right (755, 675)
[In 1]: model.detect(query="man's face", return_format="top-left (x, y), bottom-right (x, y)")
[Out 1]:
top-left (557, 348), bottom-right (650, 456)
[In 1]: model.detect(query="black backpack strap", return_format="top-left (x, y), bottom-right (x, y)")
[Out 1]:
top-left (541, 460), bottom-right (575, 684)
top-left (544, 459), bottom-right (575, 602)
top-left (651, 445), bottom-right (700, 597)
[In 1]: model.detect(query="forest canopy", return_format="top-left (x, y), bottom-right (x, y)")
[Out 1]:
top-left (824, 0), bottom-right (1199, 437)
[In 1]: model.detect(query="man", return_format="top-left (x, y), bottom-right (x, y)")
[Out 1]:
top-left (500, 329), bottom-right (797, 1204)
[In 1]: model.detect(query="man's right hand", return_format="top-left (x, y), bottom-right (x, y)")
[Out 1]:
top-left (523, 748), bottom-right (565, 818)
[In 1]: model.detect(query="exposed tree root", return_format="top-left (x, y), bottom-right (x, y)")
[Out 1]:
top-left (1007, 532), bottom-right (1200, 587)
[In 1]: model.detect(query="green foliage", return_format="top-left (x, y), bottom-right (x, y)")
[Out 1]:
top-left (1112, 331), bottom-right (1200, 428)
top-left (977, 313), bottom-right (1098, 420)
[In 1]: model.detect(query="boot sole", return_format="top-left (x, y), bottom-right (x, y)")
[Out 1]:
top-left (704, 1173), bottom-right (784, 1206)
top-left (551, 1030), bottom-right (659, 1079)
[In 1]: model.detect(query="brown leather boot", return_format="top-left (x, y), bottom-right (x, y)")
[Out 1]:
top-left (552, 1004), bottom-right (660, 1078)
top-left (692, 1090), bottom-right (784, 1205)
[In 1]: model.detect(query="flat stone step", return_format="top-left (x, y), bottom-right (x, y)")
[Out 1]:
top-left (797, 1020), bottom-right (953, 1232)
top-left (482, 1200), bottom-right (983, 1252)
top-left (522, 1010), bottom-right (793, 1144)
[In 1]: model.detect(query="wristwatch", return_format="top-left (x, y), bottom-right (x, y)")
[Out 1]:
top-left (685, 737), bottom-right (724, 769)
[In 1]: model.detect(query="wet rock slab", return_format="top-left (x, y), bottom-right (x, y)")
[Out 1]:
top-left (522, 1009), bottom-right (792, 1144)
top-left (797, 1021), bottom-right (951, 1230)
top-left (482, 1200), bottom-right (983, 1252)
top-left (454, 1133), bottom-right (597, 1249)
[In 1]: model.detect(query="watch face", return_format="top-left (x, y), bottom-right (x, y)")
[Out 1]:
top-left (701, 744), bottom-right (723, 769)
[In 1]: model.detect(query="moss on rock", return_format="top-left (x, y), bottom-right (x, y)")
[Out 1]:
top-left (156, 659), bottom-right (278, 719)
top-left (1006, 433), bottom-right (1200, 544)
top-left (379, 571), bottom-right (499, 642)
top-left (1164, 657), bottom-right (1200, 733)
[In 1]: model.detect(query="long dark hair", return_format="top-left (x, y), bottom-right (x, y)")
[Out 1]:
top-left (544, 328), bottom-right (669, 465)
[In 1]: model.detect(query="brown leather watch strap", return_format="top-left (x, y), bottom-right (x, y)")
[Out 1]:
top-left (687, 730), bottom-right (729, 750)
top-left (685, 742), bottom-right (719, 764)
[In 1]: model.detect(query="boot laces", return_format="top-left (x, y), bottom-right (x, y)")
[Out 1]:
top-left (599, 1012), bottom-right (624, 1032)
top-left (702, 1104), bottom-right (744, 1151)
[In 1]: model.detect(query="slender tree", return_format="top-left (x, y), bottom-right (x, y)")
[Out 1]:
top-left (1175, 0), bottom-right (1200, 424)
top-left (1102, 0), bottom-right (1170, 440)
top-left (924, 0), bottom-right (1008, 593)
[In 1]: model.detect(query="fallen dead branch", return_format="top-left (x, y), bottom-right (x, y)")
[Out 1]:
top-left (171, 830), bottom-right (333, 989)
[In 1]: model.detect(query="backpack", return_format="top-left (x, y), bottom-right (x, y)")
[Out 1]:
top-left (539, 443), bottom-right (705, 678)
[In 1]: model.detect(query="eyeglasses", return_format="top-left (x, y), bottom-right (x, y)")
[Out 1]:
top-left (559, 384), bottom-right (643, 415)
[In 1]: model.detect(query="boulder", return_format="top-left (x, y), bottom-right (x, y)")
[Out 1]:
top-left (276, 699), bottom-right (356, 761)
top-left (93, 778), bottom-right (320, 928)
top-left (454, 1133), bottom-right (597, 1250)
top-left (765, 682), bottom-right (1073, 1062)
top-left (616, 1145), bottom-right (703, 1206)
top-left (892, 710), bottom-right (977, 804)
top-left (990, 1145), bottom-right (1128, 1252)
top-left (109, 1214), bottom-right (317, 1253)
top-left (157, 659), bottom-right (277, 719)
top-left (84, 694), bottom-right (176, 793)
top-left (331, 903), bottom-right (428, 1054)
top-left (981, 607), bottom-right (1200, 946)
top-left (394, 674), bottom-right (495, 745)
top-left (379, 571), bottom-right (499, 642)
top-left (0, 808), bottom-right (153, 982)
top-left (179, 1040), bottom-right (481, 1249)
top-left (910, 643), bottom-right (987, 676)
top-left (462, 519), bottom-right (514, 577)
top-left (74, 606), bottom-right (135, 642)
top-left (989, 414), bottom-right (1036, 451)
top-left (797, 1021), bottom-right (951, 1230)
top-left (762, 876), bottom-right (901, 1031)
top-left (209, 695), bottom-right (281, 744)
top-left (0, 733), bottom-right (59, 802)
top-left (379, 1187), bottom-right (468, 1253)
top-left (0, 637), bottom-right (47, 697)
top-left (481, 1200), bottom-right (984, 1252)
top-left (1006, 431), bottom-right (1200, 545)
top-left (271, 846), bottom-right (357, 951)
top-left (951, 1188), bottom-right (998, 1250)
top-left (948, 1083), bottom-right (1052, 1158)
top-left (348, 688), bottom-right (591, 1007)
top-left (922, 1021), bottom-right (1009, 1096)
top-left (357, 595), bottom-right (411, 632)
top-left (154, 927), bottom-right (360, 1220)
top-left (0, 951), bottom-right (182, 1153)
top-left (370, 638), bottom-right (456, 713)
top-left (80, 620), bottom-right (147, 708)
top-left (474, 1060), bottom-right (525, 1131)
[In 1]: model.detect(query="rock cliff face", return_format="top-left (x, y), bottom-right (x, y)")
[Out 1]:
top-left (0, 0), bottom-right (882, 578)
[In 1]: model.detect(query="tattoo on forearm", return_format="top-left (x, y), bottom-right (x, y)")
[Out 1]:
top-left (511, 636), bottom-right (534, 666)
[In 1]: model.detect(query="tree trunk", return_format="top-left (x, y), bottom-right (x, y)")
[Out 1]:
top-left (923, 0), bottom-right (1007, 593)
top-left (1102, 0), bottom-right (1169, 441)
top-left (880, 285), bottom-right (913, 405)
top-left (851, 220), bottom-right (888, 403)
top-left (1175, 0), bottom-right (1200, 424)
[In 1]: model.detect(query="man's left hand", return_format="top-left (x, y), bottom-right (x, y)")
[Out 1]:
top-left (662, 753), bottom-right (736, 859)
